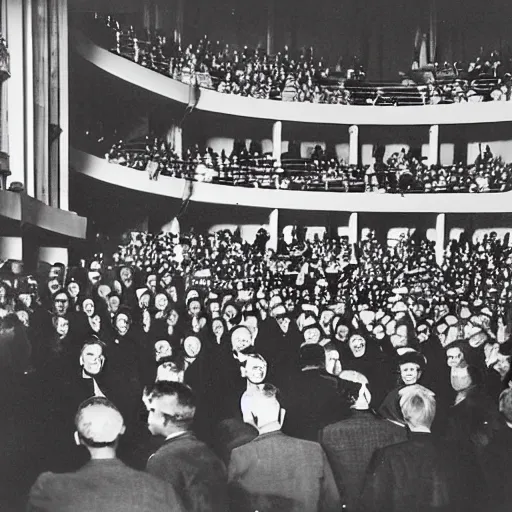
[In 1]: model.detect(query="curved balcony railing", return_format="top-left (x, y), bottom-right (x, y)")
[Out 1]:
top-left (71, 148), bottom-right (512, 213)
top-left (72, 29), bottom-right (512, 126)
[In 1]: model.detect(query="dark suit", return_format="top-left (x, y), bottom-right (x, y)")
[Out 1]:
top-left (27, 458), bottom-right (185, 512)
top-left (359, 432), bottom-right (483, 512)
top-left (147, 431), bottom-right (227, 512)
top-left (482, 424), bottom-right (512, 512)
top-left (320, 409), bottom-right (407, 510)
top-left (281, 368), bottom-right (351, 441)
top-left (228, 430), bottom-right (341, 512)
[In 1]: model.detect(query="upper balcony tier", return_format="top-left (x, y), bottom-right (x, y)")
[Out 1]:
top-left (72, 30), bottom-right (512, 127)
top-left (71, 148), bottom-right (512, 213)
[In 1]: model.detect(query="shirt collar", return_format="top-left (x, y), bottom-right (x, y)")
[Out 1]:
top-left (165, 430), bottom-right (188, 441)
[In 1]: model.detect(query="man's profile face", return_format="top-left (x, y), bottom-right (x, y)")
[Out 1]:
top-left (245, 358), bottom-right (267, 384)
top-left (80, 344), bottom-right (104, 376)
top-left (147, 396), bottom-right (167, 436)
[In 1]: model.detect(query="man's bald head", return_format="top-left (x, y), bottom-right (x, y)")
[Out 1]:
top-left (74, 397), bottom-right (125, 448)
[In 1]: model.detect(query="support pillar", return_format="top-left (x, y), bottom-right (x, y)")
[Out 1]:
top-left (268, 209), bottom-right (279, 252)
top-left (348, 212), bottom-right (359, 246)
top-left (58, 0), bottom-right (69, 210)
top-left (174, 125), bottom-right (183, 159)
top-left (24, 0), bottom-right (35, 198)
top-left (272, 121), bottom-right (282, 165)
top-left (6, 0), bottom-right (25, 186)
top-left (435, 213), bottom-right (446, 266)
top-left (429, 124), bottom-right (439, 166)
top-left (175, 0), bottom-right (184, 46)
top-left (267, 0), bottom-right (275, 55)
top-left (349, 125), bottom-right (359, 166)
top-left (33, 0), bottom-right (50, 205)
top-left (38, 246), bottom-right (69, 266)
top-left (0, 237), bottom-right (23, 260)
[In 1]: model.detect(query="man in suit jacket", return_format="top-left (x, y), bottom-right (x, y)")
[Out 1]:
top-left (281, 344), bottom-right (351, 440)
top-left (146, 380), bottom-right (228, 512)
top-left (228, 383), bottom-right (341, 512)
top-left (359, 385), bottom-right (483, 512)
top-left (482, 388), bottom-right (512, 512)
top-left (28, 397), bottom-right (185, 512)
top-left (319, 380), bottom-right (407, 510)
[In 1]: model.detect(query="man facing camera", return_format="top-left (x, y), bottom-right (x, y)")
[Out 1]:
top-left (358, 385), bottom-right (483, 512)
top-left (27, 397), bottom-right (185, 512)
top-left (228, 383), bottom-right (341, 512)
top-left (146, 380), bottom-right (228, 512)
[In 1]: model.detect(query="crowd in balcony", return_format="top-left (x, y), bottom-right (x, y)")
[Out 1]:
top-left (87, 14), bottom-right (512, 106)
top-left (104, 136), bottom-right (512, 193)
top-left (2, 226), bottom-right (512, 510)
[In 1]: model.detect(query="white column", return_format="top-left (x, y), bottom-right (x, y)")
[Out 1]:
top-left (175, 0), bottom-right (184, 45)
top-left (435, 213), bottom-right (446, 266)
top-left (349, 125), bottom-right (359, 166)
top-left (272, 121), bottom-right (282, 165)
top-left (267, 0), bottom-right (275, 55)
top-left (174, 125), bottom-right (183, 159)
top-left (24, 0), bottom-right (35, 197)
top-left (348, 212), bottom-right (359, 246)
top-left (429, 124), bottom-right (439, 166)
top-left (268, 209), bottom-right (279, 251)
top-left (6, 0), bottom-right (25, 185)
top-left (58, 0), bottom-right (69, 210)
top-left (38, 246), bottom-right (69, 266)
top-left (0, 237), bottom-right (23, 260)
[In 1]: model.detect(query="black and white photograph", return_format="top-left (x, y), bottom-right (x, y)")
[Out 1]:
top-left (2, 0), bottom-right (512, 510)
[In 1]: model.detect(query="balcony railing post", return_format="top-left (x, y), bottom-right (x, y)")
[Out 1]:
top-left (349, 125), bottom-right (359, 166)
top-left (348, 212), bottom-right (359, 246)
top-left (174, 125), bottom-right (183, 159)
top-left (268, 208), bottom-right (279, 251)
top-left (272, 121), bottom-right (282, 166)
top-left (435, 212), bottom-right (446, 265)
top-left (429, 124), bottom-right (439, 166)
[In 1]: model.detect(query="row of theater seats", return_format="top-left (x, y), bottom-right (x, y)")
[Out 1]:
top-left (103, 138), bottom-right (512, 194)
top-left (84, 13), bottom-right (512, 106)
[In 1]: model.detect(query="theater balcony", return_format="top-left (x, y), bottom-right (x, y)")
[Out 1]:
top-left (70, 147), bottom-right (512, 265)
top-left (0, 188), bottom-right (87, 268)
top-left (72, 29), bottom-right (512, 127)
top-left (71, 29), bottom-right (512, 169)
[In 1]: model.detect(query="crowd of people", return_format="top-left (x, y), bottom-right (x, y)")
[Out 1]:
top-left (2, 226), bottom-right (512, 510)
top-left (85, 13), bottom-right (512, 106)
top-left (104, 136), bottom-right (512, 193)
